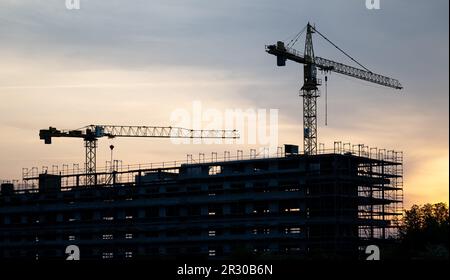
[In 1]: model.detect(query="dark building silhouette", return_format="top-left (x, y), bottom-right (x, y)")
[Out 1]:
top-left (0, 144), bottom-right (403, 260)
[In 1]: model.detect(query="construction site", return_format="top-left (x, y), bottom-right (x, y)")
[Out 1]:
top-left (0, 23), bottom-right (404, 260)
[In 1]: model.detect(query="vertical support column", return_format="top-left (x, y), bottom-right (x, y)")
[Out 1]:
top-left (301, 91), bottom-right (319, 155)
top-left (301, 23), bottom-right (320, 155)
top-left (369, 162), bottom-right (374, 239)
top-left (84, 139), bottom-right (97, 186)
top-left (381, 162), bottom-right (386, 240)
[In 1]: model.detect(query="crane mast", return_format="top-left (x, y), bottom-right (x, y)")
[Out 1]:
top-left (301, 23), bottom-right (320, 155)
top-left (266, 23), bottom-right (402, 155)
top-left (40, 125), bottom-right (239, 185)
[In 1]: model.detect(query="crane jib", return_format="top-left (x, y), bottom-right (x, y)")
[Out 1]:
top-left (265, 43), bottom-right (402, 90)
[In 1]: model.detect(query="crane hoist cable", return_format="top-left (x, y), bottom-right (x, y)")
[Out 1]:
top-left (325, 75), bottom-right (328, 126)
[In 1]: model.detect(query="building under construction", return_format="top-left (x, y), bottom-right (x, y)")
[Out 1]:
top-left (0, 143), bottom-right (403, 260)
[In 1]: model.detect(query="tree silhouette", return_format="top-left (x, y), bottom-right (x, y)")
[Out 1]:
top-left (399, 203), bottom-right (449, 259)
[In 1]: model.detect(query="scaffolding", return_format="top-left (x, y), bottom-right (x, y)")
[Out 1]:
top-left (18, 142), bottom-right (404, 242)
top-left (0, 142), bottom-right (405, 260)
top-left (355, 146), bottom-right (404, 240)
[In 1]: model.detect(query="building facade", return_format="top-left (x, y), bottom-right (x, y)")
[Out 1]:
top-left (0, 146), bottom-right (403, 260)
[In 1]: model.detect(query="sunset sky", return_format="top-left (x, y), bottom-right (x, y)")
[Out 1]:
top-left (0, 0), bottom-right (448, 207)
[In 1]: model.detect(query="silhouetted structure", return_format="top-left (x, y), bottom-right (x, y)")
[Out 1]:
top-left (0, 144), bottom-right (403, 260)
top-left (266, 23), bottom-right (402, 155)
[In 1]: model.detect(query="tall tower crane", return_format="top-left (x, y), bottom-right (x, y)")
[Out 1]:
top-left (39, 125), bottom-right (239, 185)
top-left (266, 23), bottom-right (402, 155)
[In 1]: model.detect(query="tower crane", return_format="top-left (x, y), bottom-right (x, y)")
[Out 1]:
top-left (39, 125), bottom-right (239, 185)
top-left (266, 23), bottom-right (402, 155)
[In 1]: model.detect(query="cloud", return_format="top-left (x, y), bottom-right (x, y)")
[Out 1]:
top-left (0, 0), bottom-right (448, 206)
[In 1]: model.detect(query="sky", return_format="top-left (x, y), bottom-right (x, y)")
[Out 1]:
top-left (0, 0), bottom-right (448, 207)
